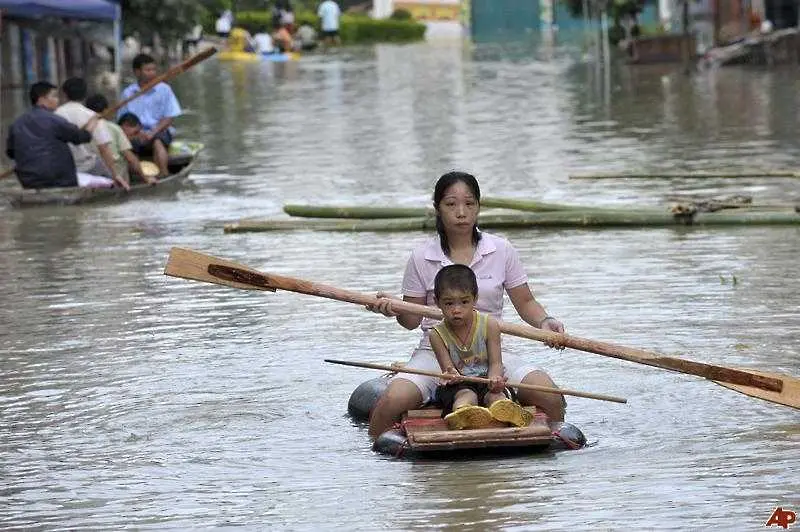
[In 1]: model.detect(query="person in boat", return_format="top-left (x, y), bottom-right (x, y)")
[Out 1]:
top-left (118, 54), bottom-right (182, 178)
top-left (431, 264), bottom-right (533, 430)
top-left (5, 81), bottom-right (118, 190)
top-left (273, 22), bottom-right (295, 53)
top-left (56, 77), bottom-right (129, 190)
top-left (294, 23), bottom-right (318, 51)
top-left (85, 94), bottom-right (151, 185)
top-left (228, 26), bottom-right (257, 53)
top-left (253, 25), bottom-right (275, 54)
top-left (367, 171), bottom-right (566, 439)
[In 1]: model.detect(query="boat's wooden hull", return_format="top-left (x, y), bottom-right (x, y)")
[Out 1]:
top-left (2, 142), bottom-right (204, 208)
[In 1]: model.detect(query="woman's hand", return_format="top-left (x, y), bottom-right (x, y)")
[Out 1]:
top-left (365, 291), bottom-right (400, 317)
top-left (540, 317), bottom-right (565, 350)
top-left (488, 375), bottom-right (507, 393)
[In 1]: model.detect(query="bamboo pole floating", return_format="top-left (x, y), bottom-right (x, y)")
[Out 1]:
top-left (223, 209), bottom-right (800, 233)
top-left (324, 359), bottom-right (628, 404)
top-left (283, 204), bottom-right (434, 219)
top-left (163, 247), bottom-right (800, 410)
top-left (570, 170), bottom-right (800, 179)
top-left (480, 196), bottom-right (612, 212)
top-left (0, 47), bottom-right (218, 181)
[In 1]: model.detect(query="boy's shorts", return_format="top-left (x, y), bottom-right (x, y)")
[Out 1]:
top-left (132, 130), bottom-right (173, 156)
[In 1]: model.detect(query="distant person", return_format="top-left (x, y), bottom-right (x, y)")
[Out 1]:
top-left (228, 26), bottom-right (256, 53)
top-left (216, 10), bottom-right (233, 38)
top-left (183, 24), bottom-right (204, 57)
top-left (85, 94), bottom-right (151, 185)
top-left (5, 81), bottom-right (116, 189)
top-left (294, 23), bottom-right (318, 51)
top-left (55, 77), bottom-right (127, 189)
top-left (278, 0), bottom-right (295, 30)
top-left (273, 23), bottom-right (294, 53)
top-left (317, 0), bottom-right (341, 47)
top-left (254, 27), bottom-right (275, 54)
top-left (118, 53), bottom-right (182, 178)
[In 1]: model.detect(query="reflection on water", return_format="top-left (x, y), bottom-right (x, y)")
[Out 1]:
top-left (1, 41), bottom-right (798, 529)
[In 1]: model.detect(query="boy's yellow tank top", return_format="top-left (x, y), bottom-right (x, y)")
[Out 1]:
top-left (432, 310), bottom-right (489, 377)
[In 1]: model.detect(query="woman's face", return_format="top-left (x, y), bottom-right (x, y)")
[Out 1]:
top-left (436, 181), bottom-right (479, 235)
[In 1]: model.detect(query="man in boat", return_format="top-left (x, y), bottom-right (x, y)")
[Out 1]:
top-left (5, 81), bottom-right (119, 189)
top-left (118, 53), bottom-right (182, 178)
top-left (273, 22), bottom-right (294, 53)
top-left (85, 94), bottom-right (151, 185)
top-left (56, 77), bottom-right (128, 190)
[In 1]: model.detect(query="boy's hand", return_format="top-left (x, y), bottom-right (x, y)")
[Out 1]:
top-left (488, 375), bottom-right (506, 393)
top-left (440, 367), bottom-right (462, 385)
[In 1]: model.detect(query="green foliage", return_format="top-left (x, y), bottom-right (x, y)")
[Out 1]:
top-left (122, 0), bottom-right (223, 43)
top-left (389, 8), bottom-right (413, 21)
top-left (230, 10), bottom-right (427, 43)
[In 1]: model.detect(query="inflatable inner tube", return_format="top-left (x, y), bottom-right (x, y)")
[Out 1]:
top-left (347, 376), bottom-right (389, 423)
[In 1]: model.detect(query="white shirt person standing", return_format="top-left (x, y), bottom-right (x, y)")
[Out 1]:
top-left (317, 0), bottom-right (341, 46)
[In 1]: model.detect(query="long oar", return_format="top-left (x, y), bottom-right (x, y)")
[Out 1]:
top-left (163, 247), bottom-right (800, 410)
top-left (0, 47), bottom-right (218, 181)
top-left (324, 359), bottom-right (627, 404)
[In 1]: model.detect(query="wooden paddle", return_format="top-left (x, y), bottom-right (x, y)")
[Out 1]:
top-left (0, 47), bottom-right (218, 181)
top-left (324, 359), bottom-right (627, 404)
top-left (163, 247), bottom-right (800, 410)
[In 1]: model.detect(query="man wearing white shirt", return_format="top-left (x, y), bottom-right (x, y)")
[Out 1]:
top-left (317, 0), bottom-right (341, 46)
top-left (55, 77), bottom-right (128, 190)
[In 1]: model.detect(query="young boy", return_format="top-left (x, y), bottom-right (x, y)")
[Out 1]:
top-left (431, 264), bottom-right (533, 430)
top-left (85, 95), bottom-right (151, 185)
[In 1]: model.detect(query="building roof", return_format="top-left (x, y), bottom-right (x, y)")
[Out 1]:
top-left (0, 0), bottom-right (118, 21)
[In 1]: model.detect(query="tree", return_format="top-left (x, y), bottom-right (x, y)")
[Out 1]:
top-left (121, 0), bottom-right (228, 44)
top-left (562, 0), bottom-right (647, 44)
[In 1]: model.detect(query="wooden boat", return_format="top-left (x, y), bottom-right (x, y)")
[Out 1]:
top-left (2, 141), bottom-right (204, 208)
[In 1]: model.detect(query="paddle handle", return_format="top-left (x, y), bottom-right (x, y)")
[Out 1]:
top-left (163, 247), bottom-right (785, 394)
top-left (324, 359), bottom-right (627, 404)
top-left (0, 47), bottom-right (218, 181)
top-left (205, 258), bottom-right (781, 392)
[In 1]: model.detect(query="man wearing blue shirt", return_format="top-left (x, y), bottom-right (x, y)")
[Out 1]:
top-left (118, 54), bottom-right (182, 177)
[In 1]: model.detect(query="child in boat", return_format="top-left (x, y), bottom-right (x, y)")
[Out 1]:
top-left (85, 95), bottom-right (151, 185)
top-left (431, 264), bottom-right (533, 430)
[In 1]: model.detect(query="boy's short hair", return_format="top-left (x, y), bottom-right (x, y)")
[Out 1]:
top-left (132, 53), bottom-right (156, 71)
top-left (85, 94), bottom-right (108, 113)
top-left (61, 77), bottom-right (88, 102)
top-left (118, 112), bottom-right (142, 127)
top-left (434, 264), bottom-right (478, 300)
top-left (29, 81), bottom-right (57, 106)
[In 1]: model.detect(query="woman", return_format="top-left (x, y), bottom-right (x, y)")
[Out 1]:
top-left (368, 171), bottom-right (566, 439)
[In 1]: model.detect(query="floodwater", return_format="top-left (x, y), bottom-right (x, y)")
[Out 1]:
top-left (1, 40), bottom-right (799, 530)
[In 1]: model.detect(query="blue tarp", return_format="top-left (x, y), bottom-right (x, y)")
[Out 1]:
top-left (0, 0), bottom-right (118, 21)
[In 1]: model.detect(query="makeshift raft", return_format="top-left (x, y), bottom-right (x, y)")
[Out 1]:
top-left (349, 376), bottom-right (586, 458)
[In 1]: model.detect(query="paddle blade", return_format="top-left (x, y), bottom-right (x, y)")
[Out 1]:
top-left (713, 369), bottom-right (800, 410)
top-left (164, 247), bottom-right (276, 292)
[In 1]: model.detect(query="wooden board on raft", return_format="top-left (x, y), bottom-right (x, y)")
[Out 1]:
top-left (402, 408), bottom-right (553, 452)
